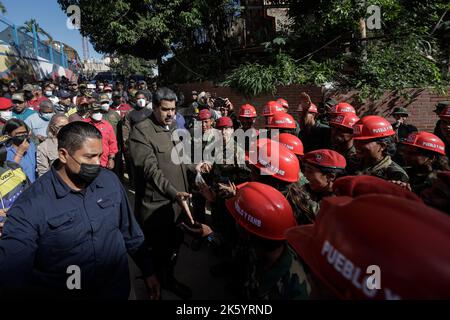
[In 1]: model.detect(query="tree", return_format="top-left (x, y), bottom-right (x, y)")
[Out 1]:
top-left (57, 0), bottom-right (237, 76)
top-left (18, 19), bottom-right (53, 42)
top-left (108, 54), bottom-right (155, 78)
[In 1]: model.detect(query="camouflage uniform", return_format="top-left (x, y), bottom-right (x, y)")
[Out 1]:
top-left (284, 181), bottom-right (320, 225)
top-left (407, 170), bottom-right (438, 196)
top-left (355, 155), bottom-right (409, 182)
top-left (102, 110), bottom-right (121, 136)
top-left (244, 245), bottom-right (311, 300)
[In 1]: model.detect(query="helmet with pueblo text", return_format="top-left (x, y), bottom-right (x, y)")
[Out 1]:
top-left (262, 101), bottom-right (285, 117)
top-left (226, 182), bottom-right (297, 240)
top-left (285, 194), bottom-right (450, 299)
top-left (401, 132), bottom-right (446, 156)
top-left (276, 133), bottom-right (304, 156)
top-left (330, 102), bottom-right (356, 115)
top-left (329, 114), bottom-right (360, 130)
top-left (266, 112), bottom-right (296, 129)
top-left (352, 115), bottom-right (395, 140)
top-left (248, 138), bottom-right (300, 183)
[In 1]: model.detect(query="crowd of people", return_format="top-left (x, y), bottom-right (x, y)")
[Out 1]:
top-left (0, 76), bottom-right (449, 300)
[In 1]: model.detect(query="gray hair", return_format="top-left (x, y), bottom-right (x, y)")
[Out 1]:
top-left (153, 87), bottom-right (178, 107)
top-left (39, 100), bottom-right (54, 111)
top-left (48, 114), bottom-right (68, 137)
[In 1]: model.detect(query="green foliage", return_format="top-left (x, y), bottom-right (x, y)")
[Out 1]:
top-left (108, 54), bottom-right (155, 78)
top-left (353, 37), bottom-right (447, 101)
top-left (223, 54), bottom-right (343, 96)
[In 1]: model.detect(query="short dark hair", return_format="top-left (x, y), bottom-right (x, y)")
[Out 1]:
top-left (57, 121), bottom-right (102, 154)
top-left (153, 87), bottom-right (177, 106)
top-left (2, 118), bottom-right (29, 135)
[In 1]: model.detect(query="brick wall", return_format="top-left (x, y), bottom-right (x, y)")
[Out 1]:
top-left (176, 81), bottom-right (450, 132)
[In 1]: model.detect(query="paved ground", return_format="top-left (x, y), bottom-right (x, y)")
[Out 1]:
top-left (124, 179), bottom-right (232, 300)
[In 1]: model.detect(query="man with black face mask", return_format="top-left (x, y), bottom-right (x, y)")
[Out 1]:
top-left (0, 121), bottom-right (160, 300)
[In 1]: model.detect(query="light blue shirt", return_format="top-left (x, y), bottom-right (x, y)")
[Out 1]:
top-left (6, 141), bottom-right (37, 183)
top-left (24, 112), bottom-right (51, 138)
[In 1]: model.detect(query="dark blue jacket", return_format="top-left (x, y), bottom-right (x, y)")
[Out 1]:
top-left (0, 163), bottom-right (152, 299)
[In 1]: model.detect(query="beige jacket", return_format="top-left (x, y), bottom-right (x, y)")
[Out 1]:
top-left (36, 137), bottom-right (59, 177)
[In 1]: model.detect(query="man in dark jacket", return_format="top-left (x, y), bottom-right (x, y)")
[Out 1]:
top-left (0, 122), bottom-right (158, 299)
top-left (129, 87), bottom-right (194, 300)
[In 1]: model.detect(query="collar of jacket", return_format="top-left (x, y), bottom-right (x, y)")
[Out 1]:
top-left (150, 113), bottom-right (175, 133)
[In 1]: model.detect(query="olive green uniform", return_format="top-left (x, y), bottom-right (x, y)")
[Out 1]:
top-left (355, 155), bottom-right (409, 182)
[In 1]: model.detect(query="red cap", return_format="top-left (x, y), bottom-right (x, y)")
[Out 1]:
top-left (248, 138), bottom-right (300, 183)
top-left (352, 115), bottom-right (395, 140)
top-left (286, 194), bottom-right (450, 299)
top-left (303, 149), bottom-right (346, 171)
top-left (239, 104), bottom-right (257, 118)
top-left (439, 105), bottom-right (450, 120)
top-left (216, 116), bottom-right (233, 129)
top-left (330, 102), bottom-right (356, 115)
top-left (266, 112), bottom-right (296, 129)
top-left (262, 101), bottom-right (285, 117)
top-left (0, 97), bottom-right (13, 110)
top-left (333, 175), bottom-right (422, 202)
top-left (103, 86), bottom-right (113, 92)
top-left (198, 109), bottom-right (212, 121)
top-left (276, 133), bottom-right (304, 156)
top-left (226, 182), bottom-right (297, 240)
top-left (329, 114), bottom-right (360, 130)
top-left (277, 98), bottom-right (289, 109)
top-left (401, 131), bottom-right (446, 156)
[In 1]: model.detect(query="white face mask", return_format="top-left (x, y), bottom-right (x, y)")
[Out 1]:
top-left (0, 111), bottom-right (12, 121)
top-left (44, 90), bottom-right (53, 97)
top-left (106, 93), bottom-right (112, 99)
top-left (91, 112), bottom-right (103, 121)
top-left (98, 86), bottom-right (104, 91)
top-left (137, 99), bottom-right (147, 108)
top-left (101, 103), bottom-right (110, 111)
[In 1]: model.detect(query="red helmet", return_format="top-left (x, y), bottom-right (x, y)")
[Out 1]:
top-left (439, 105), bottom-right (450, 120)
top-left (276, 133), bottom-right (304, 156)
top-left (277, 98), bottom-right (289, 110)
top-left (401, 131), bottom-right (446, 156)
top-left (226, 182), bottom-right (297, 240)
top-left (286, 194), bottom-right (450, 299)
top-left (198, 109), bottom-right (212, 121)
top-left (248, 138), bottom-right (300, 183)
top-left (239, 104), bottom-right (257, 118)
top-left (329, 114), bottom-right (360, 130)
top-left (330, 102), bottom-right (356, 115)
top-left (262, 101), bottom-right (285, 117)
top-left (352, 115), bottom-right (395, 140)
top-left (0, 97), bottom-right (13, 110)
top-left (333, 175), bottom-right (422, 202)
top-left (304, 103), bottom-right (318, 113)
top-left (216, 116), bottom-right (233, 129)
top-left (303, 149), bottom-right (346, 171)
top-left (266, 112), bottom-right (296, 129)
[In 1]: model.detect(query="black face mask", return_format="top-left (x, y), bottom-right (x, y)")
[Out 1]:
top-left (69, 154), bottom-right (101, 185)
top-left (12, 135), bottom-right (28, 146)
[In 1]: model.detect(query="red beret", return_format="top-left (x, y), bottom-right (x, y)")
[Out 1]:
top-left (198, 109), bottom-right (212, 121)
top-left (333, 175), bottom-right (422, 202)
top-left (0, 97), bottom-right (13, 110)
top-left (303, 149), bottom-right (346, 170)
top-left (216, 116), bottom-right (233, 129)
